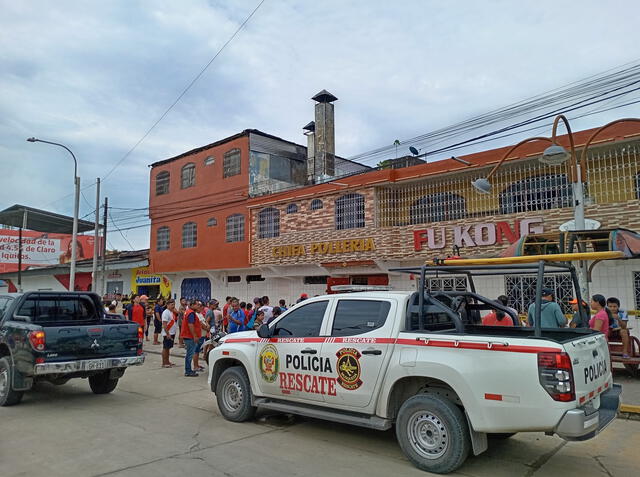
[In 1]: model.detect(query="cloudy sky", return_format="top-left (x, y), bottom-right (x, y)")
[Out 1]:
top-left (1, 0), bottom-right (639, 250)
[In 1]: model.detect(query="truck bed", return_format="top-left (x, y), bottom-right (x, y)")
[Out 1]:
top-left (426, 325), bottom-right (597, 344)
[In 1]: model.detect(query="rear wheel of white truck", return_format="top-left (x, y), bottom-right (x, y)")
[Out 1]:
top-left (396, 394), bottom-right (470, 474)
top-left (216, 366), bottom-right (256, 422)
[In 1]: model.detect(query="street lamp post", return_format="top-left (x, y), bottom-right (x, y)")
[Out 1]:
top-left (27, 137), bottom-right (80, 291)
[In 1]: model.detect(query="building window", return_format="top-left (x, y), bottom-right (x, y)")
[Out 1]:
top-left (258, 207), bottom-right (280, 238)
top-left (246, 274), bottom-right (265, 283)
top-left (335, 193), bottom-right (365, 230)
top-left (155, 171), bottom-right (170, 196)
top-left (304, 275), bottom-right (328, 285)
top-left (505, 274), bottom-right (573, 315)
top-left (635, 173), bottom-right (640, 200)
top-left (181, 163), bottom-right (196, 189)
top-left (223, 148), bottom-right (241, 178)
top-left (204, 156), bottom-right (215, 166)
top-left (410, 192), bottom-right (466, 224)
top-left (310, 199), bottom-right (323, 210)
top-left (182, 222), bottom-right (197, 248)
top-left (286, 203), bottom-right (298, 214)
top-left (635, 272), bottom-right (640, 310)
top-left (227, 275), bottom-right (241, 283)
top-left (156, 226), bottom-right (170, 251)
top-left (226, 214), bottom-right (244, 242)
top-left (500, 174), bottom-right (572, 214)
top-left (207, 217), bottom-right (217, 227)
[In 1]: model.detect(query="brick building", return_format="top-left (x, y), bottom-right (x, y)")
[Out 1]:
top-left (147, 92), bottom-right (640, 311)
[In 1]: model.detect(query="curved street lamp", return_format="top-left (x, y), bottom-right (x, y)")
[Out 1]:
top-left (26, 137), bottom-right (80, 291)
top-left (471, 137), bottom-right (553, 194)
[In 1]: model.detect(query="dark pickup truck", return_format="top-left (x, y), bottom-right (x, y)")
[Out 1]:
top-left (0, 292), bottom-right (145, 406)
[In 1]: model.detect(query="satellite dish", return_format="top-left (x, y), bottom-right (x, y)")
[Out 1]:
top-left (409, 146), bottom-right (419, 156)
top-left (559, 219), bottom-right (601, 232)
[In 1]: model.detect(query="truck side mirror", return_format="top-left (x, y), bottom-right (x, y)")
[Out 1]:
top-left (257, 323), bottom-right (272, 338)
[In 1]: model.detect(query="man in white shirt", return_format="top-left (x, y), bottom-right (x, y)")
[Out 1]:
top-left (161, 299), bottom-right (178, 368)
top-left (259, 295), bottom-right (274, 323)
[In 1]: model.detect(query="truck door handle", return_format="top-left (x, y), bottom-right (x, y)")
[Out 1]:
top-left (362, 349), bottom-right (382, 355)
top-left (301, 348), bottom-right (317, 354)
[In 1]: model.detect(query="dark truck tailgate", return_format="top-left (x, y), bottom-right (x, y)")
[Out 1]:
top-left (44, 322), bottom-right (140, 361)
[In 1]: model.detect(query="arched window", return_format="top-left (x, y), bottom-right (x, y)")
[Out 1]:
top-left (223, 148), bottom-right (241, 178)
top-left (335, 193), bottom-right (365, 230)
top-left (156, 226), bottom-right (170, 251)
top-left (181, 163), bottom-right (196, 189)
top-left (258, 208), bottom-right (280, 238)
top-left (310, 199), bottom-right (323, 210)
top-left (182, 222), bottom-right (197, 248)
top-left (207, 217), bottom-right (217, 227)
top-left (500, 174), bottom-right (572, 214)
top-left (155, 171), bottom-right (170, 196)
top-left (204, 155), bottom-right (215, 166)
top-left (286, 203), bottom-right (298, 214)
top-left (226, 214), bottom-right (245, 243)
top-left (410, 192), bottom-right (466, 224)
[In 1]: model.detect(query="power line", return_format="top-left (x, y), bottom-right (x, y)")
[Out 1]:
top-left (100, 0), bottom-right (267, 182)
top-left (108, 210), bottom-right (135, 250)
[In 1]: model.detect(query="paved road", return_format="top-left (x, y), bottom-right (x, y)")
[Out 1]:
top-left (1, 352), bottom-right (638, 477)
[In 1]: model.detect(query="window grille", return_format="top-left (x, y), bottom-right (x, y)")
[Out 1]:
top-left (226, 214), bottom-right (244, 242)
top-left (223, 149), bottom-right (241, 178)
top-left (156, 226), bottom-right (170, 251)
top-left (155, 171), bottom-right (170, 196)
top-left (304, 275), bottom-right (328, 285)
top-left (182, 222), bottom-right (197, 248)
top-left (636, 173), bottom-right (640, 200)
top-left (410, 192), bottom-right (466, 224)
top-left (258, 208), bottom-right (280, 238)
top-left (335, 193), bottom-right (365, 230)
top-left (181, 163), bottom-right (196, 189)
top-left (500, 174), bottom-right (571, 214)
top-left (635, 272), bottom-right (640, 310)
top-left (310, 199), bottom-right (323, 210)
top-left (227, 275), bottom-right (241, 283)
top-left (286, 203), bottom-right (298, 214)
top-left (207, 217), bottom-right (217, 227)
top-left (426, 276), bottom-right (468, 293)
top-left (204, 156), bottom-right (215, 166)
top-left (505, 274), bottom-right (573, 315)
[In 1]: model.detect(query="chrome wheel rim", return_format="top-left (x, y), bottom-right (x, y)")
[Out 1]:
top-left (0, 368), bottom-right (8, 398)
top-left (407, 410), bottom-right (449, 459)
top-left (222, 379), bottom-right (243, 411)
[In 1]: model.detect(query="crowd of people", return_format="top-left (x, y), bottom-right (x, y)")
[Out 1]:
top-left (109, 293), bottom-right (308, 377)
top-left (480, 289), bottom-right (632, 357)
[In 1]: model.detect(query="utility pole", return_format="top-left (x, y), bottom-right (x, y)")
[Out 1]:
top-left (100, 197), bottom-right (108, 296)
top-left (91, 178), bottom-right (101, 293)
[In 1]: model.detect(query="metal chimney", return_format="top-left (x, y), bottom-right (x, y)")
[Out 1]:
top-left (312, 90), bottom-right (337, 179)
top-left (303, 121), bottom-right (315, 184)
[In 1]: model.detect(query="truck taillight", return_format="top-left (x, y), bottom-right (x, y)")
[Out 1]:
top-left (28, 331), bottom-right (46, 351)
top-left (137, 326), bottom-right (144, 343)
top-left (538, 352), bottom-right (575, 402)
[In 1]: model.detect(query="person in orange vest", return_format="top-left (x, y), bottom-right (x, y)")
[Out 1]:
top-left (124, 294), bottom-right (146, 340)
top-left (181, 299), bottom-right (203, 377)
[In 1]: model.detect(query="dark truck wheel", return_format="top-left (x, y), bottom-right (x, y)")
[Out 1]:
top-left (216, 366), bottom-right (256, 422)
top-left (0, 357), bottom-right (24, 406)
top-left (396, 394), bottom-right (470, 474)
top-left (88, 371), bottom-right (119, 394)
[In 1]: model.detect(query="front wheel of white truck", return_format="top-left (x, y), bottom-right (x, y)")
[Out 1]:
top-left (396, 394), bottom-right (470, 474)
top-left (216, 366), bottom-right (256, 422)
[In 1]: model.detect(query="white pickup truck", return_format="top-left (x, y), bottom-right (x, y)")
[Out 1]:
top-left (207, 260), bottom-right (621, 474)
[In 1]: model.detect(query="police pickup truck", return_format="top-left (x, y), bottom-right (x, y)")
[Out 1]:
top-left (0, 292), bottom-right (144, 406)
top-left (207, 258), bottom-right (621, 474)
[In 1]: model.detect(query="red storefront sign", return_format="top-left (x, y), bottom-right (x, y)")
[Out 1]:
top-left (413, 218), bottom-right (543, 251)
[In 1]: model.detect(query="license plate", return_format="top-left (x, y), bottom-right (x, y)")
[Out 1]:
top-left (85, 359), bottom-right (109, 371)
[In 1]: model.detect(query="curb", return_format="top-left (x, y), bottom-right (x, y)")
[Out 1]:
top-left (620, 404), bottom-right (640, 415)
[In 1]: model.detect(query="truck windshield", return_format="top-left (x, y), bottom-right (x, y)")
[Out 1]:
top-left (17, 296), bottom-right (98, 323)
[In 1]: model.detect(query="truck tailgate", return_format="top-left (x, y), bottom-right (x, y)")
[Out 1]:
top-left (563, 332), bottom-right (611, 405)
top-left (44, 323), bottom-right (140, 361)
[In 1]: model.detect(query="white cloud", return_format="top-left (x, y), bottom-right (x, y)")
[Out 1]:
top-left (1, 0), bottom-right (639, 250)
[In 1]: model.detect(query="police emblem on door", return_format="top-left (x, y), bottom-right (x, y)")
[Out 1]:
top-left (259, 344), bottom-right (279, 383)
top-left (336, 348), bottom-right (362, 390)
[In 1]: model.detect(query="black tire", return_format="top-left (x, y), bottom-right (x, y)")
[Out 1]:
top-left (396, 394), bottom-right (470, 474)
top-left (0, 357), bottom-right (24, 406)
top-left (624, 363), bottom-right (639, 377)
top-left (216, 366), bottom-right (256, 422)
top-left (489, 433), bottom-right (516, 440)
top-left (88, 371), bottom-right (119, 394)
